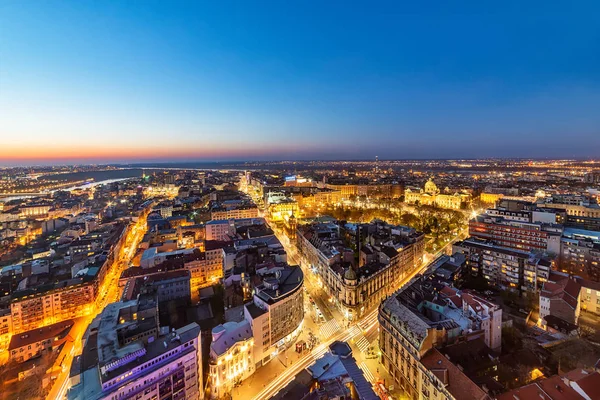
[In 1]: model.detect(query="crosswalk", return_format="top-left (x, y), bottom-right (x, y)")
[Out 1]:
top-left (354, 333), bottom-right (371, 353)
top-left (359, 361), bottom-right (376, 383)
top-left (319, 318), bottom-right (341, 339)
top-left (348, 323), bottom-right (371, 353)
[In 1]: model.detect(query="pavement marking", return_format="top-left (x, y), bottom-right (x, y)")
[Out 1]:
top-left (319, 318), bottom-right (341, 339)
top-left (348, 325), bottom-right (362, 338)
top-left (355, 334), bottom-right (371, 353)
top-left (359, 361), bottom-right (376, 383)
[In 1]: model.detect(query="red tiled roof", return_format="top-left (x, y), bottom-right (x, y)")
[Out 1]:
top-left (421, 348), bottom-right (489, 400)
top-left (496, 375), bottom-right (582, 400)
top-left (573, 372), bottom-right (600, 399)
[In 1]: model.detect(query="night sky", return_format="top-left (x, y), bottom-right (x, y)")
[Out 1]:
top-left (1, 2), bottom-right (599, 164)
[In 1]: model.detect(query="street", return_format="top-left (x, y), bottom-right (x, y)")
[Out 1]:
top-left (47, 212), bottom-right (150, 400)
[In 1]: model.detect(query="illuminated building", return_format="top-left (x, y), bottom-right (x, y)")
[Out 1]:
top-left (8, 319), bottom-right (74, 363)
top-left (10, 279), bottom-right (96, 334)
top-left (0, 309), bottom-right (13, 356)
top-left (292, 189), bottom-right (342, 209)
top-left (18, 203), bottom-right (52, 217)
top-left (469, 214), bottom-right (562, 254)
top-left (68, 300), bottom-right (203, 400)
top-left (539, 272), bottom-right (581, 325)
top-left (378, 277), bottom-right (495, 400)
top-left (479, 192), bottom-right (504, 205)
top-left (210, 204), bottom-right (259, 220)
top-left (297, 221), bottom-right (424, 321)
top-left (205, 220), bottom-right (235, 241)
top-left (185, 253), bottom-right (223, 300)
top-left (208, 320), bottom-right (254, 399)
top-left (577, 277), bottom-right (600, 315)
top-left (453, 238), bottom-right (552, 293)
top-left (244, 266), bottom-right (304, 366)
top-left (265, 192), bottom-right (298, 222)
top-left (325, 183), bottom-right (402, 199)
top-left (537, 194), bottom-right (600, 218)
top-left (559, 228), bottom-right (600, 281)
top-left (405, 179), bottom-right (470, 210)
top-left (143, 184), bottom-right (179, 198)
top-left (207, 266), bottom-right (303, 398)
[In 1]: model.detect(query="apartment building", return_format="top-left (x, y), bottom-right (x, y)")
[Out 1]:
top-left (210, 204), bottom-right (259, 220)
top-left (539, 273), bottom-right (581, 325)
top-left (453, 238), bottom-right (552, 293)
top-left (10, 278), bottom-right (97, 334)
top-left (378, 276), bottom-right (495, 400)
top-left (208, 266), bottom-right (304, 398)
top-left (208, 320), bottom-right (254, 398)
top-left (8, 319), bottom-right (74, 363)
top-left (68, 299), bottom-right (203, 400)
top-left (560, 228), bottom-right (600, 281)
top-left (469, 214), bottom-right (562, 254)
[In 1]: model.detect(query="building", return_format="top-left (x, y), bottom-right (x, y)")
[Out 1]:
top-left (10, 278), bottom-right (97, 334)
top-left (497, 370), bottom-right (600, 400)
top-left (577, 278), bottom-right (600, 315)
top-left (211, 204), bottom-right (259, 220)
top-left (122, 269), bottom-right (191, 303)
top-left (297, 221), bottom-right (424, 321)
top-left (244, 266), bottom-right (304, 367)
top-left (469, 214), bottom-right (562, 254)
top-left (537, 194), bottom-right (600, 219)
top-left (265, 192), bottom-right (298, 222)
top-left (405, 179), bottom-right (471, 210)
top-left (378, 276), bottom-right (496, 400)
top-left (8, 319), bottom-right (74, 363)
top-left (19, 203), bottom-right (52, 217)
top-left (560, 228), bottom-right (600, 281)
top-left (305, 341), bottom-right (379, 400)
top-left (324, 183), bottom-right (402, 200)
top-left (207, 266), bottom-right (304, 398)
top-left (453, 238), bottom-right (552, 293)
top-left (205, 220), bottom-right (235, 241)
top-left (68, 299), bottom-right (203, 400)
top-left (0, 309), bottom-right (12, 352)
top-left (539, 273), bottom-right (581, 325)
top-left (207, 320), bottom-right (254, 398)
top-left (479, 192), bottom-right (504, 205)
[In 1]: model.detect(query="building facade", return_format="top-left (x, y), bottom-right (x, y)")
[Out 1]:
top-left (405, 179), bottom-right (470, 210)
top-left (453, 238), bottom-right (552, 293)
top-left (297, 221), bottom-right (424, 321)
top-left (378, 278), bottom-right (493, 400)
top-left (469, 214), bottom-right (562, 254)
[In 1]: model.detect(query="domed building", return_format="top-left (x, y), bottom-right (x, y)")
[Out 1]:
top-left (405, 177), bottom-right (471, 210)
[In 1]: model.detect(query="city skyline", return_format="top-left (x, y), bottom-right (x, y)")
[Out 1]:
top-left (1, 2), bottom-right (599, 164)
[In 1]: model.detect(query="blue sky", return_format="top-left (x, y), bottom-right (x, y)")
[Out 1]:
top-left (0, 1), bottom-right (599, 163)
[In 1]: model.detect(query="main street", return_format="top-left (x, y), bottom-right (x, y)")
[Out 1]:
top-left (48, 210), bottom-right (150, 400)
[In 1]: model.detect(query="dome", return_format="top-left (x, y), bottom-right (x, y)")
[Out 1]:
top-left (424, 179), bottom-right (439, 195)
top-left (344, 266), bottom-right (357, 281)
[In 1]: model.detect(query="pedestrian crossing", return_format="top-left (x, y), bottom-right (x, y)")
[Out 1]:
top-left (319, 318), bottom-right (341, 338)
top-left (354, 333), bottom-right (371, 353)
top-left (359, 361), bottom-right (376, 383)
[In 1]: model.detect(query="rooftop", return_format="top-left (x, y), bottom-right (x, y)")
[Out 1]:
top-left (421, 348), bottom-right (489, 400)
top-left (9, 319), bottom-right (74, 350)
